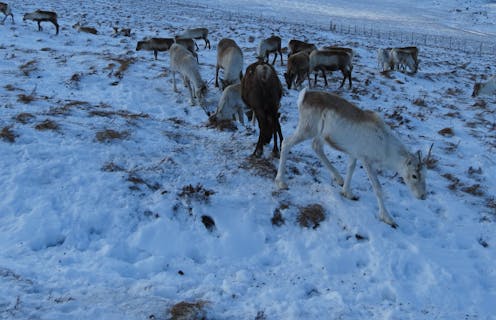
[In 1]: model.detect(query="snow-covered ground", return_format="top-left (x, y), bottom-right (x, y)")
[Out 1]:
top-left (1, 1), bottom-right (495, 319)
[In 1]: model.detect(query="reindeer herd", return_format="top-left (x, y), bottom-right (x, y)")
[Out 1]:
top-left (2, 2), bottom-right (493, 228)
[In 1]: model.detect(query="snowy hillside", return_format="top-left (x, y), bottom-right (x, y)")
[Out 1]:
top-left (1, 1), bottom-right (495, 319)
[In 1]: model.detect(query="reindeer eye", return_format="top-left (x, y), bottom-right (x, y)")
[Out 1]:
top-left (412, 174), bottom-right (418, 180)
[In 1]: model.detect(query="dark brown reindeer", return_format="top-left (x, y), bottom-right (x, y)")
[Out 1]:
top-left (0, 2), bottom-right (14, 24)
top-left (23, 10), bottom-right (59, 35)
top-left (284, 51), bottom-right (310, 90)
top-left (241, 60), bottom-right (283, 157)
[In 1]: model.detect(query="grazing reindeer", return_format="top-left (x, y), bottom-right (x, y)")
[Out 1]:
top-left (209, 83), bottom-right (252, 125)
top-left (169, 43), bottom-right (207, 106)
top-left (309, 49), bottom-right (353, 88)
top-left (241, 60), bottom-right (283, 157)
top-left (136, 38), bottom-right (174, 60)
top-left (472, 75), bottom-right (496, 97)
top-left (23, 10), bottom-right (59, 35)
top-left (112, 27), bottom-right (131, 37)
top-left (0, 2), bottom-right (14, 24)
top-left (174, 38), bottom-right (199, 62)
top-left (287, 39), bottom-right (316, 57)
top-left (322, 46), bottom-right (354, 59)
top-left (391, 47), bottom-right (418, 73)
top-left (377, 47), bottom-right (393, 71)
top-left (257, 35), bottom-right (283, 66)
top-left (284, 51), bottom-right (310, 90)
top-left (176, 27), bottom-right (210, 50)
top-left (73, 22), bottom-right (98, 35)
top-left (275, 89), bottom-right (428, 228)
top-left (215, 38), bottom-right (243, 89)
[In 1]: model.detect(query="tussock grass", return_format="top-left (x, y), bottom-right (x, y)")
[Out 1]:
top-left (19, 60), bottom-right (38, 76)
top-left (0, 126), bottom-right (16, 143)
top-left (169, 300), bottom-right (208, 320)
top-left (297, 204), bottom-right (325, 229)
top-left (95, 129), bottom-right (129, 142)
top-left (17, 93), bottom-right (36, 104)
top-left (35, 119), bottom-right (59, 131)
top-left (14, 112), bottom-right (35, 124)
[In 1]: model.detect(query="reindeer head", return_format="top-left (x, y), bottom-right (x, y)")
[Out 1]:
top-left (402, 150), bottom-right (428, 200)
top-left (472, 83), bottom-right (481, 97)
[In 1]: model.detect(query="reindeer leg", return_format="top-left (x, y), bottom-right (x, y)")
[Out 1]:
top-left (1, 15), bottom-right (6, 24)
top-left (312, 137), bottom-right (344, 186)
top-left (215, 65), bottom-right (220, 88)
top-left (362, 161), bottom-right (398, 228)
top-left (271, 52), bottom-right (277, 65)
top-left (322, 69), bottom-right (328, 87)
top-left (172, 71), bottom-right (179, 92)
top-left (275, 127), bottom-right (312, 189)
top-left (279, 50), bottom-right (284, 66)
top-left (341, 158), bottom-right (358, 200)
top-left (154, 50), bottom-right (158, 60)
top-left (339, 69), bottom-right (346, 88)
top-left (37, 21), bottom-right (42, 31)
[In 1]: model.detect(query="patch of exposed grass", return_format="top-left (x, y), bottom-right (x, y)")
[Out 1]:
top-left (89, 109), bottom-right (149, 120)
top-left (14, 112), bottom-right (35, 124)
top-left (35, 119), bottom-right (59, 131)
top-left (297, 204), bottom-right (326, 229)
top-left (95, 129), bottom-right (129, 142)
top-left (178, 183), bottom-right (215, 203)
top-left (0, 126), bottom-right (16, 143)
top-left (169, 301), bottom-right (208, 320)
top-left (19, 59), bottom-right (38, 76)
top-left (17, 93), bottom-right (36, 104)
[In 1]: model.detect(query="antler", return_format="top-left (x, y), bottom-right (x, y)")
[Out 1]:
top-left (425, 143), bottom-right (434, 164)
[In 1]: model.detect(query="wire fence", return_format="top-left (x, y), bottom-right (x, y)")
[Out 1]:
top-left (329, 20), bottom-right (496, 56)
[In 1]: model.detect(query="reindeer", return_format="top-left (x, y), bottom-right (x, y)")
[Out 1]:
top-left (284, 51), bottom-right (310, 90)
top-left (0, 2), bottom-right (14, 24)
top-left (169, 43), bottom-right (207, 106)
top-left (241, 60), bottom-right (283, 157)
top-left (23, 10), bottom-right (59, 35)
top-left (287, 39), bottom-right (316, 57)
top-left (209, 83), bottom-right (252, 125)
top-left (73, 22), bottom-right (98, 35)
top-left (215, 38), bottom-right (243, 90)
top-left (472, 75), bottom-right (496, 97)
top-left (175, 27), bottom-right (210, 50)
top-left (322, 46), bottom-right (354, 59)
top-left (275, 89), bottom-right (428, 228)
top-left (136, 38), bottom-right (174, 60)
top-left (257, 35), bottom-right (283, 66)
top-left (391, 47), bottom-right (418, 73)
top-left (309, 49), bottom-right (353, 88)
top-left (112, 27), bottom-right (131, 37)
top-left (377, 47), bottom-right (393, 72)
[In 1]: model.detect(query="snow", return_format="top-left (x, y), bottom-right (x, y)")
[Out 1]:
top-left (1, 0), bottom-right (495, 319)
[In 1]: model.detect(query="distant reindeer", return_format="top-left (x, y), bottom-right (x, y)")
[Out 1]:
top-left (241, 60), bottom-right (283, 157)
top-left (136, 38), bottom-right (174, 60)
top-left (309, 49), bottom-right (353, 88)
top-left (472, 75), bottom-right (496, 97)
top-left (287, 39), bottom-right (316, 57)
top-left (112, 27), bottom-right (131, 37)
top-left (23, 10), bottom-right (59, 35)
top-left (257, 35), bottom-right (283, 66)
top-left (275, 89), bottom-right (428, 228)
top-left (73, 22), bottom-right (98, 35)
top-left (176, 27), bottom-right (210, 50)
top-left (0, 2), bottom-right (14, 24)
top-left (284, 51), bottom-right (310, 90)
top-left (169, 43), bottom-right (207, 106)
top-left (215, 38), bottom-right (243, 90)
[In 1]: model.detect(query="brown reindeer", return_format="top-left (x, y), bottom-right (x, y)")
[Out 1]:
top-left (136, 38), bottom-right (174, 60)
top-left (176, 27), bottom-right (210, 50)
top-left (0, 2), bottom-right (14, 24)
top-left (241, 60), bottom-right (283, 157)
top-left (309, 49), bottom-right (353, 89)
top-left (284, 51), bottom-right (310, 90)
top-left (287, 39), bottom-right (316, 57)
top-left (23, 10), bottom-right (59, 35)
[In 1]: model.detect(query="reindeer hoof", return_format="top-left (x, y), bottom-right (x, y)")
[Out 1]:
top-left (275, 179), bottom-right (288, 190)
top-left (334, 176), bottom-right (344, 187)
top-left (341, 191), bottom-right (359, 201)
top-left (380, 216), bottom-right (398, 229)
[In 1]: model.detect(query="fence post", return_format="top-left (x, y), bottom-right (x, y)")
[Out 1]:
top-left (479, 42), bottom-right (483, 55)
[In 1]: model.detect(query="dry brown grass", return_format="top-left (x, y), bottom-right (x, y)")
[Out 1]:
top-left (89, 109), bottom-right (149, 120)
top-left (95, 129), bottom-right (129, 142)
top-left (0, 126), bottom-right (16, 143)
top-left (17, 92), bottom-right (37, 104)
top-left (438, 127), bottom-right (454, 137)
top-left (297, 204), bottom-right (326, 229)
top-left (14, 112), bottom-right (36, 124)
top-left (169, 301), bottom-right (208, 320)
top-left (19, 60), bottom-right (38, 76)
top-left (35, 119), bottom-right (59, 131)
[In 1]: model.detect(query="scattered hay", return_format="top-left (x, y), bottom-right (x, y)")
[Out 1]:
top-left (297, 204), bottom-right (325, 229)
top-left (239, 157), bottom-right (277, 179)
top-left (95, 129), bottom-right (129, 142)
top-left (127, 173), bottom-right (160, 191)
top-left (17, 92), bottom-right (36, 104)
top-left (271, 208), bottom-right (285, 227)
top-left (101, 162), bottom-right (125, 172)
top-left (89, 109), bottom-right (150, 120)
top-left (35, 119), bottom-right (59, 131)
top-left (0, 126), bottom-right (16, 143)
top-left (206, 118), bottom-right (237, 132)
top-left (169, 300), bottom-right (208, 320)
top-left (461, 184), bottom-right (484, 197)
top-left (14, 112), bottom-right (35, 124)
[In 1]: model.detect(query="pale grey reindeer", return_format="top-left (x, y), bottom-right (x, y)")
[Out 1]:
top-left (209, 83), bottom-right (252, 125)
top-left (0, 2), bottom-right (14, 24)
top-left (23, 10), bottom-right (59, 35)
top-left (215, 38), bottom-right (243, 90)
top-left (169, 43), bottom-right (207, 106)
top-left (257, 35), bottom-right (283, 66)
top-left (275, 89), bottom-right (428, 228)
top-left (309, 49), bottom-right (353, 88)
top-left (175, 27), bottom-right (210, 50)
